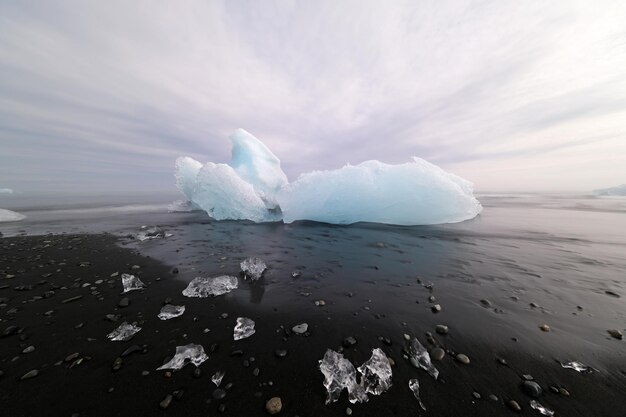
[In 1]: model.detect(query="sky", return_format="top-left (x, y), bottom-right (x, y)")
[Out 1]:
top-left (1, 0), bottom-right (625, 194)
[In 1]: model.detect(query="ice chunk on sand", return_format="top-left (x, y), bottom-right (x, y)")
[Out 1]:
top-left (233, 317), bottom-right (255, 340)
top-left (176, 129), bottom-right (481, 225)
top-left (121, 274), bottom-right (146, 293)
top-left (157, 343), bottom-right (208, 370)
top-left (560, 360), bottom-right (592, 373)
top-left (357, 348), bottom-right (393, 395)
top-left (212, 371), bottom-right (225, 386)
top-left (0, 208), bottom-right (25, 222)
top-left (319, 349), bottom-right (368, 404)
top-left (405, 337), bottom-right (439, 379)
top-left (278, 158), bottom-right (481, 225)
top-left (240, 257), bottom-right (267, 280)
top-left (136, 226), bottom-right (165, 241)
top-left (107, 322), bottom-right (141, 341)
top-left (182, 276), bottom-right (238, 297)
top-left (158, 304), bottom-right (185, 320)
top-left (408, 378), bottom-right (426, 411)
top-left (530, 400), bottom-right (555, 416)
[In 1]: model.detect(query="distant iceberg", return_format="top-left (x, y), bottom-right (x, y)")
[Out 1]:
top-left (0, 208), bottom-right (25, 223)
top-left (593, 184), bottom-right (626, 196)
top-left (0, 188), bottom-right (14, 194)
top-left (175, 129), bottom-right (482, 226)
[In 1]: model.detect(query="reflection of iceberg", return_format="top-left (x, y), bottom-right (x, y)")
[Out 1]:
top-left (176, 129), bottom-right (481, 226)
top-left (0, 208), bottom-right (25, 222)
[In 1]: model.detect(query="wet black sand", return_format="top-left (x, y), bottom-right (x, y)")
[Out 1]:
top-left (1, 233), bottom-right (625, 417)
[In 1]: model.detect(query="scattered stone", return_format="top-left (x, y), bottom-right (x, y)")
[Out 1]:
top-left (431, 304), bottom-right (442, 313)
top-left (22, 346), bottom-right (35, 354)
top-left (265, 397), bottom-right (282, 414)
top-left (274, 349), bottom-right (287, 358)
top-left (480, 299), bottom-right (492, 307)
top-left (539, 324), bottom-right (550, 332)
top-left (343, 336), bottom-right (357, 348)
top-left (608, 329), bottom-right (623, 340)
top-left (435, 325), bottom-right (448, 335)
top-left (489, 394), bottom-right (498, 402)
top-left (213, 389), bottom-right (227, 400)
top-left (472, 391), bottom-right (481, 399)
top-left (65, 352), bottom-right (80, 362)
top-left (605, 290), bottom-right (620, 298)
top-left (431, 347), bottom-right (445, 361)
top-left (159, 394), bottom-right (173, 409)
top-left (559, 387), bottom-right (570, 397)
top-left (112, 357), bottom-right (123, 371)
top-left (522, 380), bottom-right (542, 398)
top-left (507, 399), bottom-right (521, 412)
top-left (253, 367), bottom-right (260, 377)
top-left (118, 297), bottom-right (130, 308)
top-left (292, 323), bottom-right (308, 334)
top-left (346, 407), bottom-right (352, 415)
top-left (455, 354), bottom-right (470, 364)
top-left (20, 369), bottom-right (39, 380)
top-left (121, 345), bottom-right (142, 358)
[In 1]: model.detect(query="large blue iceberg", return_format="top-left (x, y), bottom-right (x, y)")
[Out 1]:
top-left (175, 129), bottom-right (481, 225)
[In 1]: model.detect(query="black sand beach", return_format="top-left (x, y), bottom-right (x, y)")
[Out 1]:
top-left (1, 229), bottom-right (624, 417)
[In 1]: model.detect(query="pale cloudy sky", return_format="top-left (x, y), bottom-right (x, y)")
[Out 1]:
top-left (1, 0), bottom-right (625, 194)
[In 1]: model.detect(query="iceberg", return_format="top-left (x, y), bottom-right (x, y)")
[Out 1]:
top-left (157, 343), bottom-right (208, 370)
top-left (240, 257), bottom-right (267, 280)
top-left (0, 188), bottom-right (14, 194)
top-left (0, 208), bottom-right (25, 223)
top-left (233, 317), bottom-right (255, 340)
top-left (357, 348), bottom-right (393, 396)
top-left (182, 275), bottom-right (238, 297)
top-left (121, 273), bottom-right (146, 293)
top-left (107, 322), bottom-right (141, 341)
top-left (175, 129), bottom-right (482, 226)
top-left (158, 304), bottom-right (185, 320)
top-left (408, 378), bottom-right (426, 411)
top-left (405, 337), bottom-right (439, 379)
top-left (593, 184), bottom-right (626, 196)
top-left (319, 349), bottom-right (368, 404)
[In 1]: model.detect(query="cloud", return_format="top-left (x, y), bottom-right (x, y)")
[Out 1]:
top-left (1, 0), bottom-right (625, 193)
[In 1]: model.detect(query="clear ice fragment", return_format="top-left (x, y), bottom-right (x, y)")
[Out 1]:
top-left (136, 226), bottom-right (166, 241)
top-left (107, 322), bottom-right (141, 341)
top-left (182, 276), bottom-right (238, 298)
top-left (157, 343), bottom-right (208, 370)
top-left (409, 378), bottom-right (426, 411)
top-left (158, 304), bottom-right (185, 320)
top-left (357, 348), bottom-right (393, 395)
top-left (240, 257), bottom-right (267, 280)
top-left (233, 317), bottom-right (255, 340)
top-left (121, 273), bottom-right (146, 293)
top-left (212, 371), bottom-right (225, 387)
top-left (406, 337), bottom-right (439, 379)
top-left (561, 361), bottom-right (592, 373)
top-left (319, 349), bottom-right (368, 404)
top-left (530, 400), bottom-right (555, 416)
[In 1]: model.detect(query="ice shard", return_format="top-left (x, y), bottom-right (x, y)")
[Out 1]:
top-left (175, 129), bottom-right (482, 226)
top-left (136, 226), bottom-right (166, 241)
top-left (357, 348), bottom-right (393, 396)
top-left (408, 378), bottom-right (426, 411)
top-left (530, 400), bottom-right (555, 416)
top-left (560, 361), bottom-right (592, 373)
top-left (406, 337), bottom-right (439, 379)
top-left (158, 304), bottom-right (185, 320)
top-left (233, 317), bottom-right (255, 340)
top-left (0, 208), bottom-right (25, 222)
top-left (182, 276), bottom-right (238, 298)
top-left (211, 371), bottom-right (225, 387)
top-left (240, 257), bottom-right (267, 280)
top-left (157, 343), bottom-right (208, 370)
top-left (121, 273), bottom-right (146, 293)
top-left (107, 322), bottom-right (141, 341)
top-left (319, 349), bottom-right (368, 404)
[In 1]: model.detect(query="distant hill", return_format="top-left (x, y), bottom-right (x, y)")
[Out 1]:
top-left (593, 184), bottom-right (626, 196)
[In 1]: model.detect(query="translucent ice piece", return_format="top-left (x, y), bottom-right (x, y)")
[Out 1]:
top-left (406, 337), bottom-right (439, 379)
top-left (319, 349), bottom-right (368, 405)
top-left (107, 322), bottom-right (141, 341)
top-left (121, 273), bottom-right (146, 293)
top-left (561, 361), bottom-right (592, 373)
top-left (136, 225), bottom-right (166, 241)
top-left (157, 343), bottom-right (208, 370)
top-left (240, 257), bottom-right (267, 280)
top-left (182, 276), bottom-right (238, 298)
top-left (212, 370), bottom-right (225, 387)
top-left (409, 378), bottom-right (426, 411)
top-left (530, 400), bottom-right (555, 416)
top-left (233, 317), bottom-right (255, 340)
top-left (158, 304), bottom-right (185, 320)
top-left (357, 348), bottom-right (393, 395)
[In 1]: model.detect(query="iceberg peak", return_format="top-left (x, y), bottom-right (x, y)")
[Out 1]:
top-left (175, 129), bottom-right (482, 226)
